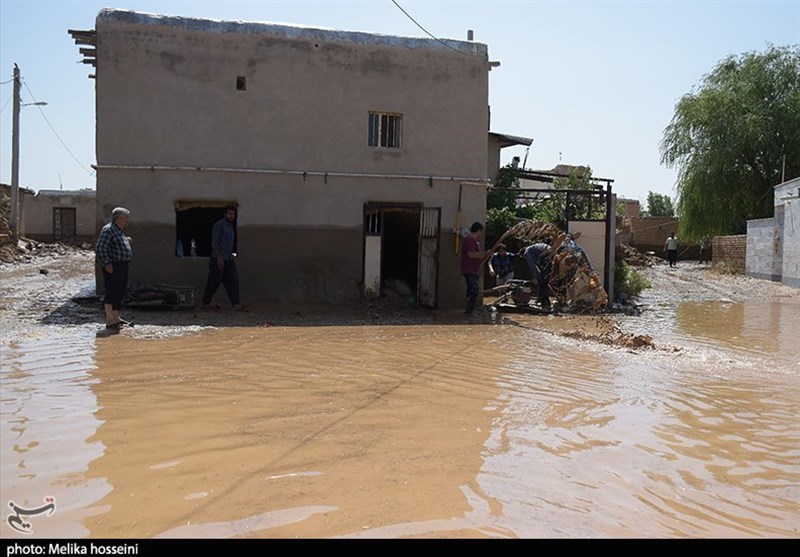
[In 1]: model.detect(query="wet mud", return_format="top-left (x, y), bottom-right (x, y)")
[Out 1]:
top-left (1, 251), bottom-right (799, 538)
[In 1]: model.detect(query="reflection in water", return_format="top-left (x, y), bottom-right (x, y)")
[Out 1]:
top-left (0, 333), bottom-right (109, 538)
top-left (1, 300), bottom-right (798, 538)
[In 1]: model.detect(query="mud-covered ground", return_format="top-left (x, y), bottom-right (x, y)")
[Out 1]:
top-left (1, 243), bottom-right (799, 341)
top-left (3, 244), bottom-right (800, 539)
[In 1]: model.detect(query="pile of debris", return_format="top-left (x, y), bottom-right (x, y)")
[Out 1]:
top-left (618, 243), bottom-right (662, 267)
top-left (489, 219), bottom-right (608, 312)
top-left (0, 235), bottom-right (93, 264)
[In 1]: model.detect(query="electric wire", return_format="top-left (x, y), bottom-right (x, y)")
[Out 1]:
top-left (390, 0), bottom-right (472, 55)
top-left (23, 80), bottom-right (95, 177)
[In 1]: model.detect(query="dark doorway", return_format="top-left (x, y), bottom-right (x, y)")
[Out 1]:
top-left (53, 207), bottom-right (76, 242)
top-left (381, 207), bottom-right (420, 297)
top-left (175, 204), bottom-right (237, 258)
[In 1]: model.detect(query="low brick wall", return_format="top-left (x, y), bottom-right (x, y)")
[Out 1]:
top-left (713, 235), bottom-right (746, 273)
top-left (628, 216), bottom-right (678, 253)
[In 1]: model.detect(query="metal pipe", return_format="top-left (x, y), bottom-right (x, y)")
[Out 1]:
top-left (92, 163), bottom-right (488, 184)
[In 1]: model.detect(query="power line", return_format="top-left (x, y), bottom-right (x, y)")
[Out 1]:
top-left (390, 0), bottom-right (472, 55)
top-left (22, 80), bottom-right (95, 178)
top-left (0, 95), bottom-right (11, 114)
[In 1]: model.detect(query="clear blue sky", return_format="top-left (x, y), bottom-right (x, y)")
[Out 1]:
top-left (1, 1), bottom-right (798, 207)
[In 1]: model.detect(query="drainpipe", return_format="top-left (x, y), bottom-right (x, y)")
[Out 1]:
top-left (604, 183), bottom-right (614, 305)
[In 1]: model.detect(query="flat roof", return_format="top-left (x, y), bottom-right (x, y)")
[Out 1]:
top-left (97, 9), bottom-right (488, 56)
top-left (489, 132), bottom-right (533, 147)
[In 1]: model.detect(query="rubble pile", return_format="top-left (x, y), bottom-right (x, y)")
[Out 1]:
top-left (0, 237), bottom-right (91, 264)
top-left (490, 219), bottom-right (608, 312)
top-left (619, 243), bottom-right (662, 267)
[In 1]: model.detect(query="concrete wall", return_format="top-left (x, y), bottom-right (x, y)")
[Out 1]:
top-left (746, 218), bottom-right (779, 282)
top-left (775, 178), bottom-right (800, 288)
top-left (487, 135), bottom-right (502, 183)
top-left (713, 235), bottom-right (746, 274)
top-left (98, 170), bottom-right (487, 309)
top-left (25, 190), bottom-right (96, 243)
top-left (744, 177), bottom-right (800, 288)
top-left (94, 9), bottom-right (491, 309)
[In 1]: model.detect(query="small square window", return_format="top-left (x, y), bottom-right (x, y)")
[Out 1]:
top-left (368, 111), bottom-right (402, 148)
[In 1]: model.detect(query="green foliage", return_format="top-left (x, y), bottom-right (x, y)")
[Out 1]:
top-left (485, 206), bottom-right (520, 247)
top-left (614, 259), bottom-right (651, 300)
top-left (488, 164), bottom-right (522, 210)
top-left (487, 165), bottom-right (608, 244)
top-left (552, 167), bottom-right (607, 223)
top-left (660, 44), bottom-right (800, 242)
top-left (645, 191), bottom-right (675, 217)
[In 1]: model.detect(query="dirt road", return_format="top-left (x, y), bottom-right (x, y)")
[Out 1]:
top-left (1, 244), bottom-right (799, 340)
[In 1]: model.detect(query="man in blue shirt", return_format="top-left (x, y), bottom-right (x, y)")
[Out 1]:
top-left (202, 206), bottom-right (242, 310)
top-left (488, 243), bottom-right (517, 286)
top-left (520, 242), bottom-right (553, 308)
top-left (96, 207), bottom-right (133, 332)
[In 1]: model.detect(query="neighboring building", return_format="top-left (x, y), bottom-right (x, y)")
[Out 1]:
top-left (72, 9), bottom-right (498, 309)
top-left (627, 216), bottom-right (678, 255)
top-left (487, 132), bottom-right (532, 182)
top-left (617, 198), bottom-right (640, 220)
top-left (0, 183), bottom-right (35, 240)
top-left (747, 176), bottom-right (800, 288)
top-left (24, 189), bottom-right (96, 243)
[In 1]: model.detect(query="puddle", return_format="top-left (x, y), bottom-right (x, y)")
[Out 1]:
top-left (1, 301), bottom-right (798, 538)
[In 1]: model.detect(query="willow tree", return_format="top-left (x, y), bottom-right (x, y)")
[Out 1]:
top-left (660, 44), bottom-right (800, 240)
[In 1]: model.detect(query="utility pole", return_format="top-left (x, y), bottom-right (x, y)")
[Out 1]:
top-left (10, 64), bottom-right (20, 241)
top-left (8, 64), bottom-right (46, 241)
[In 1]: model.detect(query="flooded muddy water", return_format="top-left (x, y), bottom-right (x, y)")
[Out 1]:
top-left (2, 293), bottom-right (798, 539)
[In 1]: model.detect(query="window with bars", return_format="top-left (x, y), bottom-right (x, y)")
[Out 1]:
top-left (368, 111), bottom-right (402, 149)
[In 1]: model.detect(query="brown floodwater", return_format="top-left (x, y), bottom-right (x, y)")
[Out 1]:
top-left (1, 299), bottom-right (798, 539)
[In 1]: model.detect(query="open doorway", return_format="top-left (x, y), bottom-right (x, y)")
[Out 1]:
top-left (175, 201), bottom-right (237, 258)
top-left (382, 207), bottom-right (420, 297)
top-left (363, 203), bottom-right (440, 307)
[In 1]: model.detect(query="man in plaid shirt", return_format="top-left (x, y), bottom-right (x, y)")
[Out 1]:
top-left (96, 207), bottom-right (133, 333)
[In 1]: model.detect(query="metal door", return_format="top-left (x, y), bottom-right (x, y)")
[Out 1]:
top-left (53, 207), bottom-right (76, 242)
top-left (417, 207), bottom-right (440, 308)
top-left (363, 208), bottom-right (383, 298)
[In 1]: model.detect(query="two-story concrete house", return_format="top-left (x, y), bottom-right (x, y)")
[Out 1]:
top-left (72, 9), bottom-right (499, 309)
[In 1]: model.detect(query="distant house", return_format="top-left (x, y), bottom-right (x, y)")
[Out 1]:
top-left (24, 189), bottom-right (96, 243)
top-left (71, 9), bottom-right (504, 309)
top-left (0, 183), bottom-right (35, 241)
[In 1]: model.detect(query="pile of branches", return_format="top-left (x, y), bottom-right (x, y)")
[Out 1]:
top-left (619, 243), bottom-right (662, 267)
top-left (488, 219), bottom-right (608, 312)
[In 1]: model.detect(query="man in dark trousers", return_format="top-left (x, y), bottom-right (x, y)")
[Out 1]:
top-left (95, 207), bottom-right (133, 333)
top-left (460, 221), bottom-right (492, 317)
top-left (520, 242), bottom-right (553, 308)
top-left (202, 205), bottom-right (242, 310)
